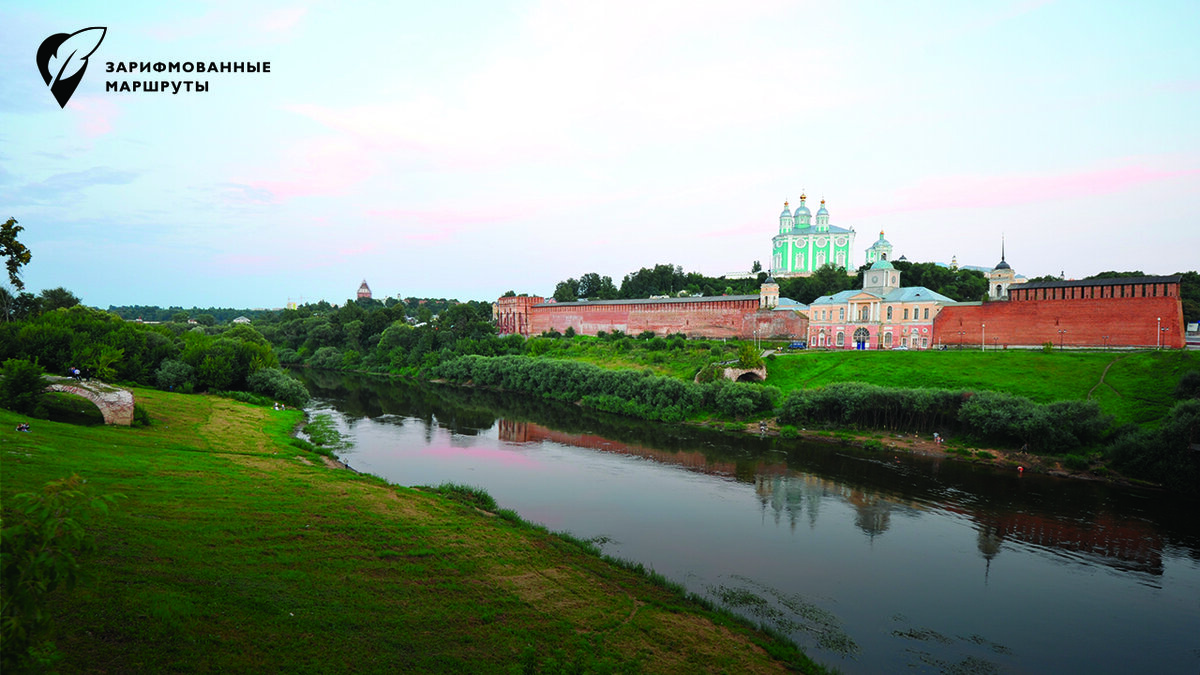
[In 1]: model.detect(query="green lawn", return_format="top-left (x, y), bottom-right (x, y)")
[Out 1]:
top-left (764, 349), bottom-right (1200, 427)
top-left (1, 389), bottom-right (819, 674)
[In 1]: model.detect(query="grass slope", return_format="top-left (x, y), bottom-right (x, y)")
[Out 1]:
top-left (537, 338), bottom-right (1199, 428)
top-left (765, 350), bottom-right (1200, 427)
top-left (1, 389), bottom-right (820, 674)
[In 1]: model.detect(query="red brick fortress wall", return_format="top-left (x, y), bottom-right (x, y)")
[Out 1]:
top-left (932, 277), bottom-right (1185, 349)
top-left (525, 297), bottom-right (808, 340)
top-left (496, 295), bottom-right (546, 336)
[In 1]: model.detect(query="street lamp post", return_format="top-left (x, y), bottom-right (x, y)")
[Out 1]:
top-left (1157, 317), bottom-right (1161, 349)
top-left (958, 330), bottom-right (965, 349)
top-left (992, 337), bottom-right (999, 351)
top-left (1058, 328), bottom-right (1067, 350)
top-left (1103, 335), bottom-right (1110, 350)
top-left (981, 323), bottom-right (985, 352)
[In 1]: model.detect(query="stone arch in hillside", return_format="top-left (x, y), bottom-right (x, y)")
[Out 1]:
top-left (44, 377), bottom-right (135, 426)
top-left (723, 366), bottom-right (766, 383)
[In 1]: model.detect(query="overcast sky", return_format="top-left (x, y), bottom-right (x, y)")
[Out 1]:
top-left (3, 0), bottom-right (1198, 309)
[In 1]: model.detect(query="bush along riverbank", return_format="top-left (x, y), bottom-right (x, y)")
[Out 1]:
top-left (431, 354), bottom-right (1200, 495)
top-left (0, 388), bottom-right (827, 674)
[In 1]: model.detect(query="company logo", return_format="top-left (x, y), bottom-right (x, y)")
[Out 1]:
top-left (36, 27), bottom-right (107, 108)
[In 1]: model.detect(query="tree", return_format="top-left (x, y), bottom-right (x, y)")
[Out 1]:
top-left (736, 343), bottom-right (764, 369)
top-left (577, 272), bottom-right (618, 299)
top-left (553, 278), bottom-right (580, 302)
top-left (1175, 271), bottom-right (1199, 324)
top-left (37, 288), bottom-right (80, 313)
top-left (0, 358), bottom-right (48, 413)
top-left (1, 217), bottom-right (32, 290)
top-left (194, 314), bottom-right (216, 326)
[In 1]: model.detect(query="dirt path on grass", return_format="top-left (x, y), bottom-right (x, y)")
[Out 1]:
top-left (1088, 355), bottom-right (1128, 400)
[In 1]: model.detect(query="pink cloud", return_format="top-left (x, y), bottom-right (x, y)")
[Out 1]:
top-left (854, 164), bottom-right (1200, 218)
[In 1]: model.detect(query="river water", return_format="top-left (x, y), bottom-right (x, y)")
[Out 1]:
top-left (297, 370), bottom-right (1200, 674)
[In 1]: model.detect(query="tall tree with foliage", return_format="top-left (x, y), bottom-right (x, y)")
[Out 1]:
top-left (1, 217), bottom-right (32, 291)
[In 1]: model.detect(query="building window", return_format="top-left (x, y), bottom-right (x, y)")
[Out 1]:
top-left (839, 307), bottom-right (845, 321)
top-left (903, 308), bottom-right (909, 320)
top-left (836, 332), bottom-right (845, 347)
top-left (923, 308), bottom-right (929, 319)
top-left (884, 332), bottom-right (893, 347)
top-left (887, 306), bottom-right (893, 320)
top-left (922, 338), bottom-right (928, 349)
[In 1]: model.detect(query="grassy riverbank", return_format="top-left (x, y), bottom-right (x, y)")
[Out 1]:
top-left (0, 389), bottom-right (823, 674)
top-left (541, 339), bottom-right (1199, 428)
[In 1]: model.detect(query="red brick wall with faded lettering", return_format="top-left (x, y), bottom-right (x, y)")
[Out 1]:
top-left (933, 280), bottom-right (1185, 348)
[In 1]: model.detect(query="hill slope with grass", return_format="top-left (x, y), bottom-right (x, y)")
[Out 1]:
top-left (764, 350), bottom-right (1199, 427)
top-left (0, 389), bottom-right (821, 674)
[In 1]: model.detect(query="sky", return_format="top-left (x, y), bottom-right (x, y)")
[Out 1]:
top-left (2, 0), bottom-right (1198, 309)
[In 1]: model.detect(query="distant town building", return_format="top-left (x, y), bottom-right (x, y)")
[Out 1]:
top-left (232, 316), bottom-right (251, 324)
top-left (806, 259), bottom-right (953, 350)
top-left (357, 280), bottom-right (372, 300)
top-left (771, 194), bottom-right (856, 277)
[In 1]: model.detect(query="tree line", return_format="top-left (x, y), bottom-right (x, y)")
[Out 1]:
top-left (550, 261), bottom-right (992, 305)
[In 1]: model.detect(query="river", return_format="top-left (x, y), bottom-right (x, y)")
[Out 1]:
top-left (297, 370), bottom-right (1200, 674)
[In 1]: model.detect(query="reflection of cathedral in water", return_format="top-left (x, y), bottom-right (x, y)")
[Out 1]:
top-left (501, 417), bottom-right (1166, 575)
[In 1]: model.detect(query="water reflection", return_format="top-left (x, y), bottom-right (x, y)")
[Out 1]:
top-left (499, 413), bottom-right (1171, 577)
top-left (296, 370), bottom-right (1200, 673)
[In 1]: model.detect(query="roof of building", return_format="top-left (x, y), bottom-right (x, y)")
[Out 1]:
top-left (809, 285), bottom-right (954, 305)
top-left (870, 259), bottom-right (895, 270)
top-left (773, 224), bottom-right (854, 237)
top-left (882, 286), bottom-right (955, 303)
top-left (1018, 275), bottom-right (1181, 290)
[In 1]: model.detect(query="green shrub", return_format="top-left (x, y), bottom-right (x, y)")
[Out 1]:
top-left (695, 363), bottom-right (722, 384)
top-left (780, 425), bottom-right (799, 438)
top-left (246, 367), bottom-right (310, 407)
top-left (0, 358), bottom-right (47, 414)
top-left (736, 343), bottom-right (764, 369)
top-left (1, 475), bottom-right (121, 673)
top-left (1110, 399), bottom-right (1200, 493)
top-left (432, 483), bottom-right (498, 511)
top-left (308, 346), bottom-right (342, 370)
top-left (1175, 370), bottom-right (1200, 400)
top-left (154, 359), bottom-right (194, 392)
top-left (132, 403), bottom-right (152, 427)
top-left (1063, 454), bottom-right (1089, 471)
